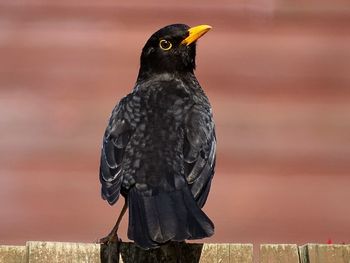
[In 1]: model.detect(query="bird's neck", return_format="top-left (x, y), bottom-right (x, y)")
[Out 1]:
top-left (136, 68), bottom-right (195, 83)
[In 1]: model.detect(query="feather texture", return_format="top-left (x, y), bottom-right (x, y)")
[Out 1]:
top-left (99, 24), bottom-right (216, 249)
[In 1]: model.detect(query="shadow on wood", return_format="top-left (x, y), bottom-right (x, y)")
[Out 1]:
top-left (101, 241), bottom-right (203, 263)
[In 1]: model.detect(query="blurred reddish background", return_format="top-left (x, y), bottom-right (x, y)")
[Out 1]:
top-left (1, 0), bottom-right (350, 250)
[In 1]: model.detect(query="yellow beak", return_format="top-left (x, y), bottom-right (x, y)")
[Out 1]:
top-left (181, 25), bottom-right (212, 46)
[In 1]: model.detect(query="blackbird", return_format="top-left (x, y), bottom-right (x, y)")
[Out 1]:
top-left (99, 24), bottom-right (216, 249)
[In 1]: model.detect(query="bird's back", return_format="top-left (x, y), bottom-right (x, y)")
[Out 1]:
top-left (124, 77), bottom-right (192, 194)
top-left (127, 76), bottom-right (214, 248)
top-left (99, 24), bottom-right (216, 249)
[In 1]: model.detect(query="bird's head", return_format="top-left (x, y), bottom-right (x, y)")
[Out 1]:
top-left (138, 24), bottom-right (212, 79)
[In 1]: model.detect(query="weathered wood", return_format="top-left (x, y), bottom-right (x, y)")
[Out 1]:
top-left (299, 244), bottom-right (350, 263)
top-left (0, 245), bottom-right (26, 263)
top-left (2, 241), bottom-right (347, 262)
top-left (27, 241), bottom-right (100, 263)
top-left (100, 242), bottom-right (253, 262)
top-left (110, 242), bottom-right (203, 263)
top-left (179, 243), bottom-right (203, 262)
top-left (217, 243), bottom-right (230, 263)
top-left (118, 242), bottom-right (129, 263)
top-left (260, 244), bottom-right (299, 263)
top-left (299, 244), bottom-right (308, 263)
top-left (229, 244), bottom-right (253, 263)
top-left (200, 243), bottom-right (218, 263)
top-left (100, 240), bottom-right (120, 263)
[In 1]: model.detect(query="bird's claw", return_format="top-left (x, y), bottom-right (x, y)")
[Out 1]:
top-left (100, 233), bottom-right (122, 263)
top-left (100, 234), bottom-right (121, 244)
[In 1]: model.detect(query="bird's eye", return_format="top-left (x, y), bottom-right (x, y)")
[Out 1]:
top-left (159, 39), bottom-right (172, 51)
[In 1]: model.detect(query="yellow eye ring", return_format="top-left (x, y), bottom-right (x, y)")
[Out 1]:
top-left (159, 39), bottom-right (172, 51)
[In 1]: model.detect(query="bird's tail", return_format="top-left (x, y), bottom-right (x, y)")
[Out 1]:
top-left (127, 187), bottom-right (214, 249)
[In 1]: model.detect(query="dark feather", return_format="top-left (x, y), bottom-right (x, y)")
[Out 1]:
top-left (185, 105), bottom-right (216, 208)
top-left (99, 97), bottom-right (133, 205)
top-left (128, 187), bottom-right (213, 249)
top-left (99, 23), bottom-right (216, 249)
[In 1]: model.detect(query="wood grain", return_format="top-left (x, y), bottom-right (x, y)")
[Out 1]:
top-left (260, 244), bottom-right (299, 263)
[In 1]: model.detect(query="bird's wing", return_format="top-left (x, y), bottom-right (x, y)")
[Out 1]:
top-left (99, 96), bottom-right (132, 205)
top-left (184, 104), bottom-right (216, 208)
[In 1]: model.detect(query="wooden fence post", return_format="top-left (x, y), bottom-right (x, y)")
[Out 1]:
top-left (260, 244), bottom-right (300, 263)
top-left (3, 241), bottom-right (350, 262)
top-left (229, 244), bottom-right (253, 263)
top-left (0, 245), bottom-right (26, 263)
top-left (27, 241), bottom-right (100, 263)
top-left (101, 242), bottom-right (253, 263)
top-left (299, 244), bottom-right (350, 263)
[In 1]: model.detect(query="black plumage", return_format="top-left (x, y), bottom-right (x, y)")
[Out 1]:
top-left (99, 24), bottom-right (216, 249)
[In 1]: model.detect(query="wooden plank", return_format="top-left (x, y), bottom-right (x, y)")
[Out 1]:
top-left (217, 243), bottom-right (230, 263)
top-left (199, 243), bottom-right (218, 263)
top-left (299, 244), bottom-right (350, 263)
top-left (118, 242), bottom-right (129, 263)
top-left (27, 241), bottom-right (100, 263)
top-left (178, 243), bottom-right (203, 263)
top-left (131, 243), bottom-right (161, 263)
top-left (100, 240), bottom-right (122, 263)
top-left (260, 244), bottom-right (299, 263)
top-left (122, 242), bottom-right (181, 263)
top-left (5, 242), bottom-right (350, 262)
top-left (299, 244), bottom-right (308, 263)
top-left (229, 244), bottom-right (253, 263)
top-left (0, 245), bottom-right (26, 263)
top-left (101, 242), bottom-right (252, 262)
